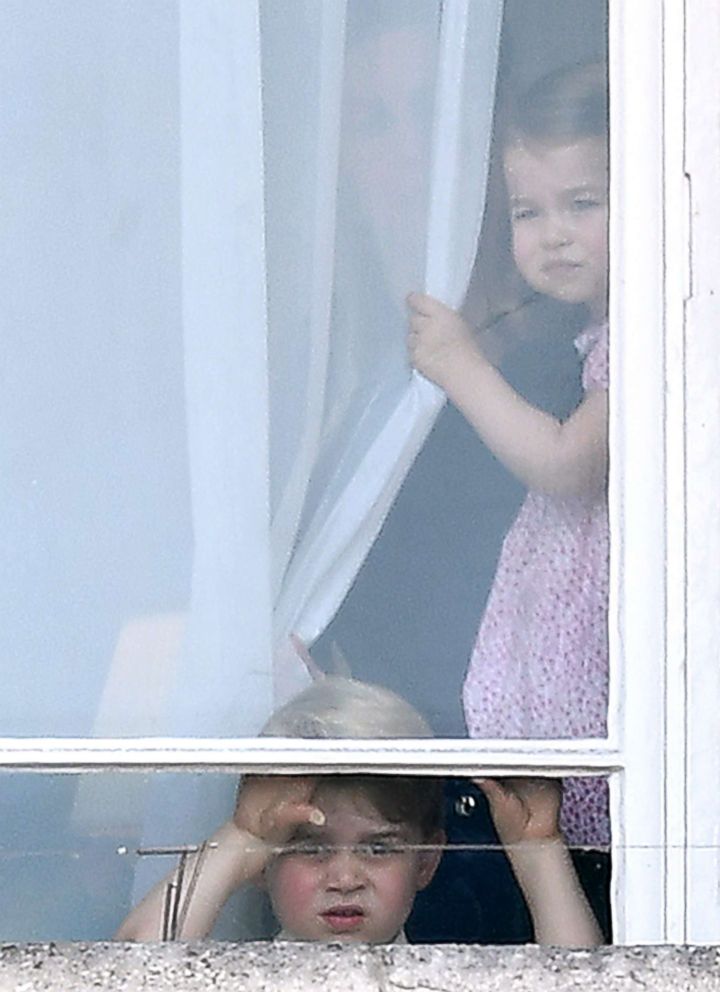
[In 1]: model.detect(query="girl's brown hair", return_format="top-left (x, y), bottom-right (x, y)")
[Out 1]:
top-left (465, 62), bottom-right (608, 350)
top-left (505, 61), bottom-right (608, 147)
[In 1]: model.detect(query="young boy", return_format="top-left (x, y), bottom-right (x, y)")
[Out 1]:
top-left (116, 678), bottom-right (602, 945)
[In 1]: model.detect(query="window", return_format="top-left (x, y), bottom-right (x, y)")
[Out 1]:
top-left (1, 0), bottom-right (715, 946)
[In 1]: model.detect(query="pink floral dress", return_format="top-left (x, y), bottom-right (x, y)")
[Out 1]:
top-left (462, 324), bottom-right (609, 849)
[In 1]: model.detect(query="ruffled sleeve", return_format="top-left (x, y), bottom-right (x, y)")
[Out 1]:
top-left (576, 322), bottom-right (609, 392)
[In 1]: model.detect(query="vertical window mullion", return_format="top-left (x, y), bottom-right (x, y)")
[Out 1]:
top-left (662, 0), bottom-right (690, 944)
top-left (608, 0), bottom-right (668, 944)
top-left (684, 0), bottom-right (720, 945)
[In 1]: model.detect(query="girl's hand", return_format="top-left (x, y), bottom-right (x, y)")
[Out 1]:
top-left (475, 776), bottom-right (563, 849)
top-left (233, 775), bottom-right (325, 850)
top-left (406, 292), bottom-right (479, 390)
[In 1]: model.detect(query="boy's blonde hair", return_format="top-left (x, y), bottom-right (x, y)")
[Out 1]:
top-left (261, 677), bottom-right (443, 841)
top-left (260, 676), bottom-right (434, 739)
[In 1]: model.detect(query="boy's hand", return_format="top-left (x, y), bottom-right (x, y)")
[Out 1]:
top-left (406, 292), bottom-right (478, 389)
top-left (475, 777), bottom-right (563, 848)
top-left (233, 775), bottom-right (325, 850)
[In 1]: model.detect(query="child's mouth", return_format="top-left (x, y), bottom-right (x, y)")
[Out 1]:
top-left (321, 905), bottom-right (365, 932)
top-left (543, 260), bottom-right (581, 272)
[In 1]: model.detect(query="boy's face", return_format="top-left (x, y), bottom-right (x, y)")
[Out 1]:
top-left (264, 783), bottom-right (441, 943)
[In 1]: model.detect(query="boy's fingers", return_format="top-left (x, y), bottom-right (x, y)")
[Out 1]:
top-left (235, 774), bottom-right (318, 823)
top-left (263, 801), bottom-right (325, 841)
top-left (473, 776), bottom-right (507, 802)
top-left (282, 773), bottom-right (318, 798)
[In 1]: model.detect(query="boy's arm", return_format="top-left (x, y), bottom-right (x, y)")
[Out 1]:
top-left (115, 775), bottom-right (322, 941)
top-left (477, 777), bottom-right (604, 947)
top-left (114, 820), bottom-right (268, 940)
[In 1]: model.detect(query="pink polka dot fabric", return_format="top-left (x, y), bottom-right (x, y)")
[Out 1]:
top-left (463, 324), bottom-right (610, 849)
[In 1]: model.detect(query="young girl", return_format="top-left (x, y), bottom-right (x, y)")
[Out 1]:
top-left (407, 63), bottom-right (610, 853)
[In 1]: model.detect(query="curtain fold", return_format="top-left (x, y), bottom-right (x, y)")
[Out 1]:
top-left (267, 0), bottom-right (348, 601)
top-left (174, 0), bottom-right (273, 737)
top-left (1, 0), bottom-right (502, 937)
top-left (55, 0), bottom-right (503, 740)
top-left (271, 0), bottom-right (503, 683)
top-left (74, 0), bottom-right (503, 733)
top-left (130, 0), bottom-right (503, 923)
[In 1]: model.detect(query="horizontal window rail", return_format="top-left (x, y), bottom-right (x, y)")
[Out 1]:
top-left (0, 736), bottom-right (622, 774)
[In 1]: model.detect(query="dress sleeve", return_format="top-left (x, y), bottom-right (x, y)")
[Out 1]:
top-left (582, 324), bottom-right (609, 392)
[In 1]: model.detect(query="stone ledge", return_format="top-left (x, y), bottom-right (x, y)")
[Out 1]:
top-left (1, 943), bottom-right (719, 992)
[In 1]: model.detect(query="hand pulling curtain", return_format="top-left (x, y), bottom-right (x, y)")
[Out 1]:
top-left (270, 0), bottom-right (503, 699)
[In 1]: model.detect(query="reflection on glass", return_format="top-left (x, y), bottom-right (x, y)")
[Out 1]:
top-left (318, 1), bottom-right (610, 860)
top-left (0, 770), bottom-right (609, 944)
top-left (2, 3), bottom-right (608, 742)
top-left (1, 2), bottom-right (190, 740)
top-left (457, 62), bottom-right (610, 854)
top-left (272, 0), bottom-right (439, 548)
top-left (1, 0), bottom-right (613, 953)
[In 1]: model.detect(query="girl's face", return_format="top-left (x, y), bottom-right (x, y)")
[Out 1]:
top-left (504, 137), bottom-right (608, 319)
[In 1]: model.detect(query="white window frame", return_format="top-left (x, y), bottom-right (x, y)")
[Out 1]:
top-left (684, 0), bottom-right (720, 946)
top-left (2, 0), bottom-right (716, 947)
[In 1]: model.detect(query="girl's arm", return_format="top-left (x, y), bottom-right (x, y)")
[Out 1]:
top-left (476, 777), bottom-right (604, 947)
top-left (115, 775), bottom-right (322, 940)
top-left (407, 294), bottom-right (607, 497)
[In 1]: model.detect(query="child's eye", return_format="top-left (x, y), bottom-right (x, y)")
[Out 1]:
top-left (510, 206), bottom-right (538, 223)
top-left (285, 842), bottom-right (327, 859)
top-left (358, 842), bottom-right (401, 858)
top-left (572, 196), bottom-right (603, 212)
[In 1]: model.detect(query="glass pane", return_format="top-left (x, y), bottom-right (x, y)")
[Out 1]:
top-left (318, 2), bottom-right (610, 741)
top-left (313, 0), bottom-right (610, 867)
top-left (3, 0), bottom-right (612, 937)
top-left (0, 772), bottom-right (610, 944)
top-left (265, 0), bottom-right (436, 527)
top-left (2, 0), bottom-right (273, 740)
top-left (1, 0), bottom-right (191, 738)
top-left (3, 2), bottom-right (608, 744)
top-left (2, 4), bottom-right (609, 734)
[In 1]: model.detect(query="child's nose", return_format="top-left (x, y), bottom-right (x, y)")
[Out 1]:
top-left (324, 849), bottom-right (366, 892)
top-left (541, 211), bottom-right (572, 247)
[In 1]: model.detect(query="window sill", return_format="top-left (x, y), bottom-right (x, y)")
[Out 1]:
top-left (1, 941), bottom-right (717, 991)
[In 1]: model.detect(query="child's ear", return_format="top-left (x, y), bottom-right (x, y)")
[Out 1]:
top-left (416, 829), bottom-right (445, 890)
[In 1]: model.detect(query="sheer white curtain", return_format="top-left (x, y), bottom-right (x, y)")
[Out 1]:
top-left (1, 0), bottom-right (501, 938)
top-left (266, 0), bottom-right (503, 699)
top-left (89, 0), bottom-right (503, 737)
top-left (142, 0), bottom-right (503, 739)
top-left (125, 0), bottom-right (503, 934)
top-left (1, 0), bottom-right (500, 740)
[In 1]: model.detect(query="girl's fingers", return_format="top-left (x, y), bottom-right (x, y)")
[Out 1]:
top-left (406, 291), bottom-right (443, 316)
top-left (406, 291), bottom-right (427, 312)
top-left (407, 310), bottom-right (428, 329)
